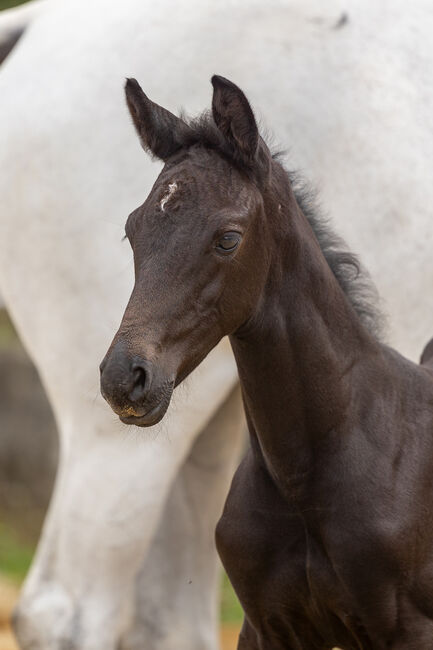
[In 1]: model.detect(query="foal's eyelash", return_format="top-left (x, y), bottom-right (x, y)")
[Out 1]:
top-left (121, 234), bottom-right (127, 242)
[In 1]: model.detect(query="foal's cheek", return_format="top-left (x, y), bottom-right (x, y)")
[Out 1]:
top-left (217, 284), bottom-right (254, 335)
top-left (229, 249), bottom-right (267, 318)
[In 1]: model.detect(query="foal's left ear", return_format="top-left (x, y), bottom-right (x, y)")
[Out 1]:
top-left (211, 75), bottom-right (259, 165)
top-left (125, 78), bottom-right (192, 161)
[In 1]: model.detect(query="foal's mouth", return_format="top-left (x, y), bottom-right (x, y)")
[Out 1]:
top-left (119, 387), bottom-right (173, 427)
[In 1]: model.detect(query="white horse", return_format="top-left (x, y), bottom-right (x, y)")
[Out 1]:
top-left (0, 1), bottom-right (432, 649)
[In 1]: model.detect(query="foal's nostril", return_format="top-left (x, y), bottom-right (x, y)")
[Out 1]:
top-left (99, 349), bottom-right (153, 413)
top-left (129, 364), bottom-right (148, 402)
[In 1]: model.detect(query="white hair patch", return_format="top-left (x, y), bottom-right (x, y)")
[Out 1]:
top-left (160, 182), bottom-right (178, 212)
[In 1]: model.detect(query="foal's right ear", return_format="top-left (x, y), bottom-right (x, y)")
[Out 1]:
top-left (125, 78), bottom-right (191, 161)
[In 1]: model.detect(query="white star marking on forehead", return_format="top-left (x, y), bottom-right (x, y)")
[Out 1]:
top-left (160, 182), bottom-right (178, 212)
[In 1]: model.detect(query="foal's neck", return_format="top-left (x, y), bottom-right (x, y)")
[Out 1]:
top-left (230, 173), bottom-right (379, 498)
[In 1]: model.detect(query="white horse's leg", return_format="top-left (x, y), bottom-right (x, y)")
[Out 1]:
top-left (11, 341), bottom-right (239, 650)
top-left (121, 385), bottom-right (245, 650)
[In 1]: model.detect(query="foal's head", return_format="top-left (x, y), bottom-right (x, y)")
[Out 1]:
top-left (100, 76), bottom-right (281, 425)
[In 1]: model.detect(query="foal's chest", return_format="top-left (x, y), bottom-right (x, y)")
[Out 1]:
top-left (216, 451), bottom-right (373, 649)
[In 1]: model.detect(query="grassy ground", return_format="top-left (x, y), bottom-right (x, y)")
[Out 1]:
top-left (0, 311), bottom-right (20, 349)
top-left (0, 524), bottom-right (33, 583)
top-left (220, 572), bottom-right (244, 624)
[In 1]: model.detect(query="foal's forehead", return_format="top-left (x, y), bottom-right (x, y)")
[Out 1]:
top-left (150, 150), bottom-right (257, 218)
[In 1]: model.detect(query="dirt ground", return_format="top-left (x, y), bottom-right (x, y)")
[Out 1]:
top-left (0, 578), bottom-right (18, 650)
top-left (220, 624), bottom-right (241, 650)
top-left (0, 576), bottom-right (241, 650)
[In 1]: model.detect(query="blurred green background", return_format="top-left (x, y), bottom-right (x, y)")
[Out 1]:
top-left (0, 0), bottom-right (27, 10)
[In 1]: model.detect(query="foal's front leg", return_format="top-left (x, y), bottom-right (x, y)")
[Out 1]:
top-left (237, 619), bottom-right (308, 650)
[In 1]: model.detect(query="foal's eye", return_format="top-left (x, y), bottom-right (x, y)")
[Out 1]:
top-left (216, 231), bottom-right (241, 254)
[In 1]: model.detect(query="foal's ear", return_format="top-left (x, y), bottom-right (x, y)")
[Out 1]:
top-left (211, 75), bottom-right (259, 165)
top-left (125, 78), bottom-right (191, 161)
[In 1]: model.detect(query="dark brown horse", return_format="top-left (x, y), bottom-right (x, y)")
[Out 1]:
top-left (100, 75), bottom-right (433, 649)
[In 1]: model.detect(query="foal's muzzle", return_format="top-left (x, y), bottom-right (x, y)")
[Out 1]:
top-left (99, 343), bottom-right (174, 427)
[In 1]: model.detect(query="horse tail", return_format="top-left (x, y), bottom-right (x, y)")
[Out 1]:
top-left (0, 0), bottom-right (49, 65)
top-left (420, 337), bottom-right (433, 368)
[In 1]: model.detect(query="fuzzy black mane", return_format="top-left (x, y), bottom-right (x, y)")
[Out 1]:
top-left (291, 177), bottom-right (385, 340)
top-left (179, 109), bottom-right (250, 164)
top-left (179, 111), bottom-right (385, 340)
